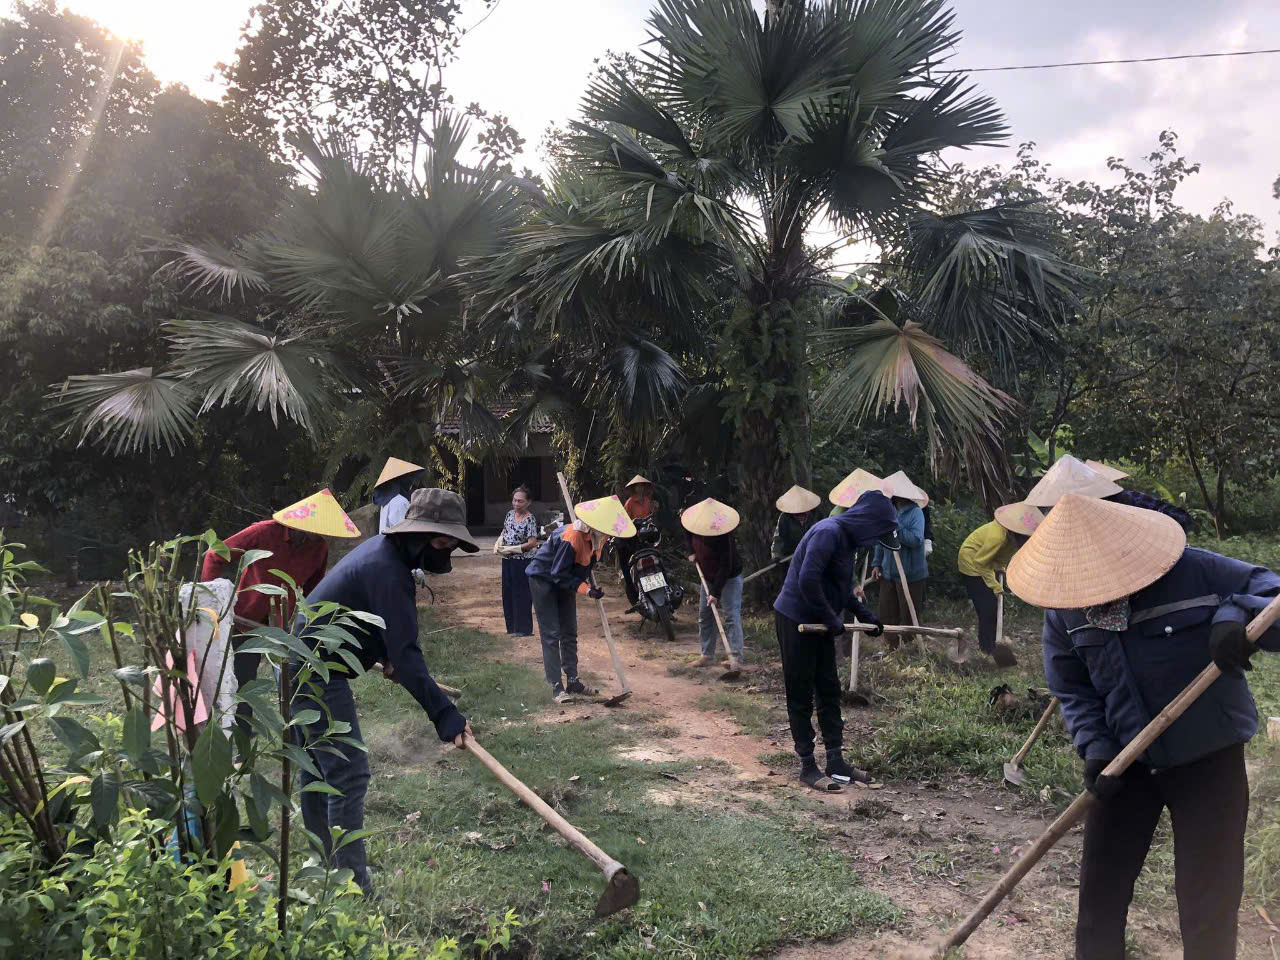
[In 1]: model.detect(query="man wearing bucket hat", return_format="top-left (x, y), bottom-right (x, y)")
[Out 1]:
top-left (201, 488), bottom-right (359, 734)
top-left (956, 502), bottom-right (1043, 667)
top-left (527, 494), bottom-right (636, 703)
top-left (1009, 494), bottom-right (1280, 959)
top-left (619, 475), bottom-right (658, 608)
top-left (682, 498), bottom-right (745, 667)
top-left (773, 489), bottom-right (898, 791)
top-left (771, 485), bottom-right (820, 562)
top-left (293, 488), bottom-right (478, 892)
top-left (372, 456), bottom-right (424, 533)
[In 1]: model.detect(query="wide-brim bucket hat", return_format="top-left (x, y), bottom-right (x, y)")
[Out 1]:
top-left (681, 498), bottom-right (740, 536)
top-left (274, 488), bottom-right (361, 538)
top-left (880, 470), bottom-right (929, 507)
top-left (829, 468), bottom-right (884, 507)
top-left (1085, 459), bottom-right (1130, 482)
top-left (1006, 493), bottom-right (1186, 609)
top-left (1024, 455), bottom-right (1123, 507)
top-left (994, 502), bottom-right (1044, 536)
top-left (625, 474), bottom-right (653, 489)
top-left (776, 485), bottom-right (821, 514)
top-left (376, 456), bottom-right (424, 488)
top-left (575, 495), bottom-right (637, 538)
top-left (384, 488), bottom-right (479, 551)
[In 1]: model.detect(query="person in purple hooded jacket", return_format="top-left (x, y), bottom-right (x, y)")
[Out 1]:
top-left (773, 489), bottom-right (899, 791)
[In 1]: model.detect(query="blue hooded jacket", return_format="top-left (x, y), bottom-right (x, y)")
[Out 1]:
top-left (774, 490), bottom-right (899, 631)
top-left (1044, 547), bottom-right (1280, 769)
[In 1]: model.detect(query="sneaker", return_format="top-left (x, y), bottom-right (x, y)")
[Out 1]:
top-left (552, 684), bottom-right (575, 704)
top-left (565, 678), bottom-right (597, 696)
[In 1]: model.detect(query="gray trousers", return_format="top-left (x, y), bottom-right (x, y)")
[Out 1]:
top-left (295, 667), bottom-right (371, 891)
top-left (529, 575), bottom-right (579, 687)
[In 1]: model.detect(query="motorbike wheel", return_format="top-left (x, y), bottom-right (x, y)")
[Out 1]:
top-left (655, 603), bottom-right (677, 643)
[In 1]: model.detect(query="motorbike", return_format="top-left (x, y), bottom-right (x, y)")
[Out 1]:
top-left (624, 515), bottom-right (685, 642)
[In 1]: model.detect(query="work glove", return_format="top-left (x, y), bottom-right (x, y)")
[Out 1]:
top-left (1209, 619), bottom-right (1255, 674)
top-left (862, 615), bottom-right (884, 638)
top-left (1083, 758), bottom-right (1124, 801)
top-left (412, 569), bottom-right (427, 587)
top-left (828, 621), bottom-right (846, 639)
top-left (587, 585), bottom-right (605, 600)
top-left (923, 538), bottom-right (934, 556)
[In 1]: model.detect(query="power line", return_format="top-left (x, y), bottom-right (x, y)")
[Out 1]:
top-left (936, 47), bottom-right (1280, 74)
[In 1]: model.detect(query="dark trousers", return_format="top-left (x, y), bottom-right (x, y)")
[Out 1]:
top-left (775, 611), bottom-right (842, 758)
top-left (961, 575), bottom-right (1000, 653)
top-left (296, 668), bottom-right (371, 891)
top-left (529, 575), bottom-right (579, 688)
top-left (617, 540), bottom-right (639, 603)
top-left (1076, 743), bottom-right (1248, 960)
top-left (501, 557), bottom-right (534, 634)
top-left (877, 578), bottom-right (926, 647)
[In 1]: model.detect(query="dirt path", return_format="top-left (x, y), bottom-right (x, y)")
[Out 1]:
top-left (430, 554), bottom-right (1277, 960)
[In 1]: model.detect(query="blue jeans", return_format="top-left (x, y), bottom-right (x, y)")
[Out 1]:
top-left (699, 575), bottom-right (743, 658)
top-left (295, 667), bottom-right (371, 891)
top-left (529, 575), bottom-right (579, 688)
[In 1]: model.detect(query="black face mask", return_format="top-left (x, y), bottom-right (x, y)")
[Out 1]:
top-left (393, 534), bottom-right (452, 574)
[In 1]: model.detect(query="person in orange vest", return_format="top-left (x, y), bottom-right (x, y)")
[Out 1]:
top-left (620, 474), bottom-right (657, 610)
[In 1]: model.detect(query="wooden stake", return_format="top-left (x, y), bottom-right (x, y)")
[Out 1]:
top-left (555, 472), bottom-right (630, 699)
top-left (939, 593), bottom-right (1280, 954)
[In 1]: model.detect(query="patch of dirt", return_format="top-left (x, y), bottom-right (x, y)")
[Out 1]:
top-left (428, 553), bottom-right (1278, 960)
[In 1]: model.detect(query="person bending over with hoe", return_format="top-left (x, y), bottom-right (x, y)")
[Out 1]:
top-left (527, 494), bottom-right (635, 703)
top-left (201, 488), bottom-right (359, 735)
top-left (956, 502), bottom-right (1043, 668)
top-left (294, 488), bottom-right (477, 893)
top-left (773, 489), bottom-right (897, 792)
top-left (771, 485), bottom-right (820, 563)
top-left (1009, 493), bottom-right (1280, 960)
top-left (683, 498), bottom-right (744, 668)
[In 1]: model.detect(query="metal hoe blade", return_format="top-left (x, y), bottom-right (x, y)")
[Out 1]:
top-left (1002, 760), bottom-right (1028, 787)
top-left (594, 867), bottom-right (641, 919)
top-left (601, 690), bottom-right (632, 707)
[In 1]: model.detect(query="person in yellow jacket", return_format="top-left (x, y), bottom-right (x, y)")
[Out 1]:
top-left (957, 502), bottom-right (1043, 667)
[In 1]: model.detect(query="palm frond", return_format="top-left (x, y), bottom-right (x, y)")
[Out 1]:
top-left (50, 367), bottom-right (198, 455)
top-left (165, 315), bottom-right (346, 430)
top-left (605, 338), bottom-right (689, 424)
top-left (159, 240), bottom-right (268, 300)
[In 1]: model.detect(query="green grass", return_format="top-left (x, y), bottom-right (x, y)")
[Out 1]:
top-left (354, 611), bottom-right (902, 958)
top-left (695, 689), bottom-right (772, 737)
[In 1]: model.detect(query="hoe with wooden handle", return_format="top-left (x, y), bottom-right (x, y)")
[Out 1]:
top-left (693, 561), bottom-right (744, 681)
top-left (799, 623), bottom-right (963, 640)
top-left (462, 735), bottom-right (639, 919)
top-left (1002, 697), bottom-right (1059, 788)
top-left (555, 472), bottom-right (631, 706)
top-left (937, 594), bottom-right (1280, 955)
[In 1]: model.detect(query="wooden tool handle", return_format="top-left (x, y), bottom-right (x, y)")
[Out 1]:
top-left (995, 573), bottom-right (1005, 646)
top-left (555, 472), bottom-right (630, 693)
top-left (1012, 697), bottom-right (1059, 766)
top-left (694, 561), bottom-right (739, 666)
top-left (464, 736), bottom-right (625, 880)
top-left (742, 554), bottom-right (791, 584)
top-left (891, 551), bottom-right (920, 627)
top-left (798, 623), bottom-right (962, 638)
top-left (941, 593), bottom-right (1280, 953)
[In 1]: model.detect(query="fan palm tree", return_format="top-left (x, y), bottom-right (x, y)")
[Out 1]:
top-left (474, 0), bottom-right (1082, 555)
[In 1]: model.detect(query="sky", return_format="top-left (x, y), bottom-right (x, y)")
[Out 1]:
top-left (50, 0), bottom-right (1280, 239)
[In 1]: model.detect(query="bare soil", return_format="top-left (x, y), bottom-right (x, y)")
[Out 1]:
top-left (432, 553), bottom-right (1278, 960)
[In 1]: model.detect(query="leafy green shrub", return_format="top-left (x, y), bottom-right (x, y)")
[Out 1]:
top-left (924, 500), bottom-right (993, 600)
top-left (0, 811), bottom-right (424, 960)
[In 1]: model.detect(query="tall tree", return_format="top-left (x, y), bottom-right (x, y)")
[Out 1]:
top-left (478, 0), bottom-right (1080, 560)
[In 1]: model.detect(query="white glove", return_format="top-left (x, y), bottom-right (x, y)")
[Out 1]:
top-left (923, 539), bottom-right (934, 556)
top-left (412, 569), bottom-right (427, 586)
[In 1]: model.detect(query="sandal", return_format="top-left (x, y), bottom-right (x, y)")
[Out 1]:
top-left (800, 762), bottom-right (844, 792)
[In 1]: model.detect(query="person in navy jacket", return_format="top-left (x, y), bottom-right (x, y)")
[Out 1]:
top-left (1009, 494), bottom-right (1280, 960)
top-left (773, 489), bottom-right (898, 791)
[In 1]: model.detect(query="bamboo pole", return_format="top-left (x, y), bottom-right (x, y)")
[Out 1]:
top-left (939, 593), bottom-right (1280, 954)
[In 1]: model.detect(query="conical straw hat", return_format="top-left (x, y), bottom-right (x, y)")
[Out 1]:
top-left (1007, 493), bottom-right (1186, 609)
top-left (880, 470), bottom-right (929, 507)
top-left (994, 501), bottom-right (1044, 536)
top-left (625, 474), bottom-right (653, 488)
top-left (1085, 459), bottom-right (1130, 482)
top-left (1024, 455), bottom-right (1123, 507)
top-left (681, 498), bottom-right (740, 536)
top-left (376, 456), bottom-right (423, 488)
top-left (829, 468), bottom-right (884, 507)
top-left (776, 485), bottom-right (821, 514)
top-left (273, 488), bottom-right (361, 538)
top-left (575, 495), bottom-right (636, 538)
